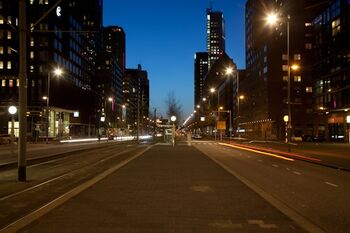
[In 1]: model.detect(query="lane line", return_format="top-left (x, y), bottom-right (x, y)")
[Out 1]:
top-left (0, 145), bottom-right (154, 233)
top-left (272, 164), bottom-right (279, 168)
top-left (293, 171), bottom-right (302, 176)
top-left (219, 143), bottom-right (294, 162)
top-left (325, 182), bottom-right (339, 188)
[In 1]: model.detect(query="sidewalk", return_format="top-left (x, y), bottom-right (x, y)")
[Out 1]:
top-left (19, 145), bottom-right (306, 233)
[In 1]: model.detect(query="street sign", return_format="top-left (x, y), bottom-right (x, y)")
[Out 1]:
top-left (217, 121), bottom-right (226, 130)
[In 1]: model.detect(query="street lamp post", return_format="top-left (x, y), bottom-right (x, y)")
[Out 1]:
top-left (347, 115), bottom-right (350, 144)
top-left (171, 115), bottom-right (177, 147)
top-left (267, 13), bottom-right (293, 147)
top-left (46, 68), bottom-right (63, 143)
top-left (8, 106), bottom-right (17, 158)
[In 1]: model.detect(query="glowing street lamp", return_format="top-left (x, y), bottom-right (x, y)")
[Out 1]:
top-left (46, 67), bottom-right (63, 143)
top-left (170, 115), bottom-right (177, 147)
top-left (225, 67), bottom-right (233, 75)
top-left (8, 106), bottom-right (17, 157)
top-left (266, 13), bottom-right (278, 26)
top-left (266, 12), bottom-right (294, 148)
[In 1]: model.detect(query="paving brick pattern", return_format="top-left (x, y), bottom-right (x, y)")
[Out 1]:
top-left (21, 145), bottom-right (305, 233)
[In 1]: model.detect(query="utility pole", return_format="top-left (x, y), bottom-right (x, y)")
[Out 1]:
top-left (18, 0), bottom-right (27, 181)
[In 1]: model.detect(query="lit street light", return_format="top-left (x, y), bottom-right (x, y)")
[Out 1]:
top-left (266, 12), bottom-right (293, 149)
top-left (8, 106), bottom-right (17, 158)
top-left (171, 115), bottom-right (177, 147)
top-left (46, 67), bottom-right (63, 144)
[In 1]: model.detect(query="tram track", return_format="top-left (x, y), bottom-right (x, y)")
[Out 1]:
top-left (0, 143), bottom-right (152, 230)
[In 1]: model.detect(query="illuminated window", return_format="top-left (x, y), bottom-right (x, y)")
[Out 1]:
top-left (0, 61), bottom-right (3, 69)
top-left (283, 76), bottom-right (288, 82)
top-left (305, 43), bottom-right (312, 49)
top-left (305, 23), bottom-right (312, 27)
top-left (282, 54), bottom-right (288, 60)
top-left (294, 54), bottom-right (301, 60)
top-left (17, 79), bottom-right (19, 87)
top-left (9, 80), bottom-right (13, 87)
top-left (30, 37), bottom-right (34, 47)
top-left (0, 47), bottom-right (3, 54)
top-left (7, 61), bottom-right (11, 69)
top-left (7, 31), bottom-right (11, 39)
top-left (30, 0), bottom-right (34, 4)
top-left (7, 16), bottom-right (11, 24)
top-left (30, 51), bottom-right (34, 59)
top-left (306, 87), bottom-right (313, 93)
top-left (8, 47), bottom-right (12, 54)
top-left (332, 18), bottom-right (341, 37)
top-left (282, 65), bottom-right (288, 71)
top-left (294, 76), bottom-right (302, 82)
top-left (0, 16), bottom-right (3, 24)
top-left (1, 80), bottom-right (5, 87)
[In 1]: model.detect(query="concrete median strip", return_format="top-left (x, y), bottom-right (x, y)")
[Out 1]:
top-left (0, 145), bottom-right (154, 233)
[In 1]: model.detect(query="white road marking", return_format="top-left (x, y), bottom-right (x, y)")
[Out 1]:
top-left (286, 167), bottom-right (291, 171)
top-left (272, 164), bottom-right (279, 168)
top-left (325, 182), bottom-right (339, 188)
top-left (248, 219), bottom-right (278, 229)
top-left (258, 159), bottom-right (263, 162)
top-left (293, 171), bottom-right (302, 176)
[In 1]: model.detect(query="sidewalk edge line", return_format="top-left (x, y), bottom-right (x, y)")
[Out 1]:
top-left (197, 146), bottom-right (328, 233)
top-left (0, 145), bottom-right (154, 233)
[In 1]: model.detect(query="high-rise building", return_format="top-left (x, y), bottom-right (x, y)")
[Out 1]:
top-left (95, 26), bottom-right (126, 131)
top-left (312, 0), bottom-right (350, 142)
top-left (103, 26), bottom-right (126, 75)
top-left (244, 0), bottom-right (322, 140)
top-left (207, 8), bottom-right (225, 68)
top-left (194, 52), bottom-right (208, 108)
top-left (0, 0), bottom-right (103, 137)
top-left (124, 65), bottom-right (149, 135)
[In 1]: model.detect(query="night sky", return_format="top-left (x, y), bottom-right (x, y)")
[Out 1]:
top-left (103, 0), bottom-right (246, 119)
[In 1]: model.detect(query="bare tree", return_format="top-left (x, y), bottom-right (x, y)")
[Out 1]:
top-left (164, 91), bottom-right (182, 121)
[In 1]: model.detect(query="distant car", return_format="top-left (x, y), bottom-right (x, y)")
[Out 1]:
top-left (192, 134), bottom-right (202, 139)
top-left (302, 135), bottom-right (324, 142)
top-left (0, 134), bottom-right (11, 144)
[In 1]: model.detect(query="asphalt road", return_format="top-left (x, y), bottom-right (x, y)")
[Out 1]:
top-left (1, 140), bottom-right (348, 232)
top-left (194, 141), bottom-right (350, 233)
top-left (17, 143), bottom-right (306, 233)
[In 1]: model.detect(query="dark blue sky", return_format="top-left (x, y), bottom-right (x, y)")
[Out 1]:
top-left (103, 0), bottom-right (246, 118)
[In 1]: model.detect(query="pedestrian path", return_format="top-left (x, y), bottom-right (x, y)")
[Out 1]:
top-left (19, 145), bottom-right (306, 232)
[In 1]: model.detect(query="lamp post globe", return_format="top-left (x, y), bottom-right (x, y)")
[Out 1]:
top-left (171, 116), bottom-right (177, 122)
top-left (8, 106), bottom-right (17, 115)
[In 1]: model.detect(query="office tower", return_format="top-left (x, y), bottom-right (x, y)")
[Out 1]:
top-left (312, 0), bottom-right (350, 142)
top-left (244, 0), bottom-right (321, 140)
top-left (194, 52), bottom-right (208, 108)
top-left (207, 8), bottom-right (225, 68)
top-left (124, 65), bottom-right (149, 135)
top-left (0, 0), bottom-right (103, 137)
